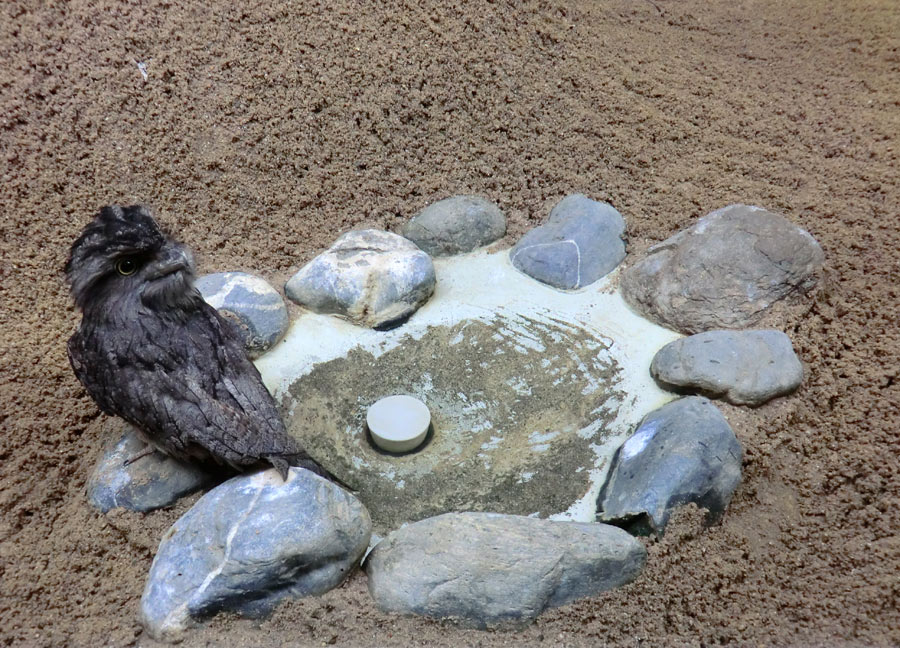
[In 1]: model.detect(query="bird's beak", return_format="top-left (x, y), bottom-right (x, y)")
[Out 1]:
top-left (148, 245), bottom-right (195, 280)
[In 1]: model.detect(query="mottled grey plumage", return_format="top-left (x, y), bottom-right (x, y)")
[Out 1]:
top-left (65, 205), bottom-right (319, 480)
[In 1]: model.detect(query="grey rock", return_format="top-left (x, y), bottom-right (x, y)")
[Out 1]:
top-left (87, 426), bottom-right (215, 513)
top-left (365, 512), bottom-right (645, 629)
top-left (510, 194), bottom-right (626, 290)
top-left (195, 271), bottom-right (289, 357)
top-left (285, 229), bottom-right (436, 329)
top-left (141, 468), bottom-right (371, 641)
top-left (598, 396), bottom-right (742, 537)
top-left (621, 204), bottom-right (824, 334)
top-left (402, 195), bottom-right (506, 256)
top-left (651, 329), bottom-right (803, 406)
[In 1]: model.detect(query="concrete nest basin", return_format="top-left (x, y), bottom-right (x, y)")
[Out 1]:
top-left (258, 249), bottom-right (679, 534)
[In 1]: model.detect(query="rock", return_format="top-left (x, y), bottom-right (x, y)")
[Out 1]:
top-left (402, 195), bottom-right (506, 256)
top-left (285, 229), bottom-right (436, 329)
top-left (598, 396), bottom-right (742, 537)
top-left (651, 329), bottom-right (804, 406)
top-left (87, 426), bottom-right (216, 513)
top-left (365, 512), bottom-right (646, 629)
top-left (195, 271), bottom-right (289, 357)
top-left (510, 193), bottom-right (626, 290)
top-left (140, 468), bottom-right (371, 641)
top-left (621, 204), bottom-right (824, 334)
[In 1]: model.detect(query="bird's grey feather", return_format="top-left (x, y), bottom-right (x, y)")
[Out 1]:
top-left (66, 205), bottom-right (322, 480)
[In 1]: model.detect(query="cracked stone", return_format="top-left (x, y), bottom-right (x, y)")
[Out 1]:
top-left (365, 512), bottom-right (645, 629)
top-left (621, 204), bottom-right (824, 334)
top-left (597, 396), bottom-right (742, 537)
top-left (651, 329), bottom-right (804, 405)
top-left (196, 271), bottom-right (289, 357)
top-left (402, 195), bottom-right (506, 256)
top-left (284, 229), bottom-right (435, 329)
top-left (140, 468), bottom-right (371, 641)
top-left (510, 193), bottom-right (626, 290)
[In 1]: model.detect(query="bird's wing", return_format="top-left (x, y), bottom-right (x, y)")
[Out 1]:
top-left (68, 329), bottom-right (128, 418)
top-left (192, 304), bottom-right (305, 456)
top-left (197, 305), bottom-right (290, 444)
top-left (70, 305), bottom-right (304, 471)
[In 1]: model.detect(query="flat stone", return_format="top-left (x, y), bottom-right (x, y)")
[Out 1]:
top-left (285, 229), bottom-right (435, 329)
top-left (651, 329), bottom-right (804, 406)
top-left (365, 512), bottom-right (645, 629)
top-left (402, 195), bottom-right (506, 256)
top-left (598, 396), bottom-right (742, 537)
top-left (510, 193), bottom-right (626, 290)
top-left (621, 204), bottom-right (824, 334)
top-left (140, 468), bottom-right (371, 641)
top-left (87, 426), bottom-right (216, 513)
top-left (195, 272), bottom-right (289, 357)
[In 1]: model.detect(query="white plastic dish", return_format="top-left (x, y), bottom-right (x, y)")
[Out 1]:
top-left (366, 395), bottom-right (431, 453)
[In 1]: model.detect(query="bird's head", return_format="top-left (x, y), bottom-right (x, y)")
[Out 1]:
top-left (65, 205), bottom-right (202, 314)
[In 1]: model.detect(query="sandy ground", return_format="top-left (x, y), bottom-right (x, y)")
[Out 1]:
top-left (1, 0), bottom-right (898, 646)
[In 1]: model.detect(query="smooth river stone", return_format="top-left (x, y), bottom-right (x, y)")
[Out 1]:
top-left (651, 329), bottom-right (804, 405)
top-left (365, 512), bottom-right (646, 628)
top-left (87, 426), bottom-right (215, 513)
top-left (598, 396), bottom-right (742, 537)
top-left (141, 468), bottom-right (371, 641)
top-left (403, 195), bottom-right (506, 256)
top-left (510, 193), bottom-right (627, 290)
top-left (196, 271), bottom-right (289, 357)
top-left (285, 229), bottom-right (435, 329)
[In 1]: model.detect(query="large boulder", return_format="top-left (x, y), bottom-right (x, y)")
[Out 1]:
top-left (141, 468), bottom-right (371, 641)
top-left (621, 204), bottom-right (824, 333)
top-left (365, 512), bottom-right (646, 628)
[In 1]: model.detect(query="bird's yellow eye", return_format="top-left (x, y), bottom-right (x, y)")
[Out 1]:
top-left (116, 257), bottom-right (138, 276)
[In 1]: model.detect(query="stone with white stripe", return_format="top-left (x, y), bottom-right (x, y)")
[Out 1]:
top-left (140, 468), bottom-right (371, 641)
top-left (510, 194), bottom-right (626, 290)
top-left (196, 272), bottom-right (289, 357)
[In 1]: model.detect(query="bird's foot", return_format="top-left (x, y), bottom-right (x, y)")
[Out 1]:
top-left (123, 444), bottom-right (157, 467)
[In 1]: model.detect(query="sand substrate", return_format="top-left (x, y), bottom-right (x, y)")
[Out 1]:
top-left (1, 0), bottom-right (898, 646)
